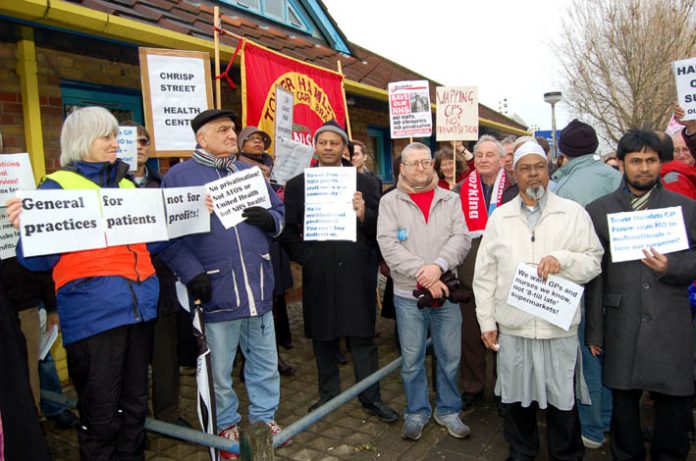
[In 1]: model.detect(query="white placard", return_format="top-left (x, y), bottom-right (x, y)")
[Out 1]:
top-left (206, 167), bottom-right (271, 229)
top-left (608, 206), bottom-right (689, 263)
top-left (274, 85), bottom-right (294, 151)
top-left (270, 138), bottom-right (314, 186)
top-left (304, 167), bottom-right (356, 241)
top-left (146, 54), bottom-right (209, 151)
top-left (388, 80), bottom-right (433, 139)
top-left (304, 202), bottom-right (356, 242)
top-left (0, 207), bottom-right (19, 259)
top-left (304, 167), bottom-right (356, 204)
top-left (163, 186), bottom-right (210, 239)
top-left (435, 86), bottom-right (479, 141)
top-left (101, 189), bottom-right (169, 246)
top-left (0, 153), bottom-right (35, 203)
top-left (18, 189), bottom-right (105, 257)
top-left (117, 126), bottom-right (138, 172)
top-left (673, 57), bottom-right (696, 122)
top-left (506, 263), bottom-right (584, 331)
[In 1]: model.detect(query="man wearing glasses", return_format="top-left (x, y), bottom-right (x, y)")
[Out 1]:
top-left (377, 142), bottom-right (471, 441)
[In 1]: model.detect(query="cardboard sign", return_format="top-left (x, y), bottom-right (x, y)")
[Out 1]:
top-left (608, 206), bottom-right (689, 262)
top-left (18, 189), bottom-right (105, 257)
top-left (0, 153), bottom-right (35, 203)
top-left (274, 85), bottom-right (294, 153)
top-left (0, 207), bottom-right (19, 259)
top-left (673, 57), bottom-right (696, 121)
top-left (206, 167), bottom-right (272, 229)
top-left (304, 167), bottom-right (356, 241)
top-left (435, 86), bottom-right (479, 141)
top-left (139, 48), bottom-right (214, 157)
top-left (506, 263), bottom-right (584, 331)
top-left (117, 126), bottom-right (138, 172)
top-left (388, 80), bottom-right (433, 139)
top-left (270, 138), bottom-right (314, 186)
top-left (163, 186), bottom-right (210, 239)
top-left (101, 189), bottom-right (169, 246)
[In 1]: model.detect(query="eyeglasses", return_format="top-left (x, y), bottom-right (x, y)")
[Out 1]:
top-left (137, 138), bottom-right (150, 146)
top-left (401, 159), bottom-right (433, 168)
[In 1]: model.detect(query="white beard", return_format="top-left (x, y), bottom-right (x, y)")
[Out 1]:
top-left (525, 185), bottom-right (546, 201)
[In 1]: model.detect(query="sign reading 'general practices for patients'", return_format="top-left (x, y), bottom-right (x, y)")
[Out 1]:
top-left (101, 189), bottom-right (169, 246)
top-left (139, 48), bottom-right (214, 157)
top-left (607, 206), bottom-right (689, 262)
top-left (205, 167), bottom-right (272, 229)
top-left (506, 263), bottom-right (584, 331)
top-left (303, 167), bottom-right (356, 242)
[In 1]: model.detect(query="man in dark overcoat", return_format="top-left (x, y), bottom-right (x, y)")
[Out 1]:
top-left (586, 129), bottom-right (696, 460)
top-left (280, 121), bottom-right (398, 422)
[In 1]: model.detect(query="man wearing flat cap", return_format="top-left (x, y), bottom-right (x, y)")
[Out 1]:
top-left (474, 142), bottom-right (603, 460)
top-left (280, 120), bottom-right (399, 422)
top-left (159, 109), bottom-right (286, 459)
top-left (551, 118), bottom-right (621, 449)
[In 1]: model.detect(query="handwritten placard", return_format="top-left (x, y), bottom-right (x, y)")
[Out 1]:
top-left (274, 85), bottom-right (294, 153)
top-left (206, 167), bottom-right (271, 229)
top-left (0, 153), bottom-right (35, 203)
top-left (435, 86), bottom-right (479, 141)
top-left (608, 206), bottom-right (689, 262)
top-left (117, 126), bottom-right (138, 172)
top-left (163, 186), bottom-right (210, 239)
top-left (18, 189), bottom-right (105, 257)
top-left (672, 57), bottom-right (696, 122)
top-left (304, 167), bottom-right (356, 241)
top-left (388, 80), bottom-right (433, 139)
top-left (0, 207), bottom-right (20, 259)
top-left (101, 189), bottom-right (168, 246)
top-left (270, 138), bottom-right (314, 186)
top-left (506, 263), bottom-right (584, 331)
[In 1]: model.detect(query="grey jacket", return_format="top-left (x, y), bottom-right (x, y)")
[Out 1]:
top-left (377, 187), bottom-right (470, 297)
top-left (552, 154), bottom-right (621, 207)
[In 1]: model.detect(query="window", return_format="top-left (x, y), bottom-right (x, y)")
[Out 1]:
top-left (222, 0), bottom-right (314, 33)
top-left (367, 126), bottom-right (393, 183)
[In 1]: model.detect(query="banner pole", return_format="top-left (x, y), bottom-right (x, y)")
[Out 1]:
top-left (214, 7), bottom-right (222, 110)
top-left (451, 140), bottom-right (457, 186)
top-left (336, 60), bottom-right (352, 140)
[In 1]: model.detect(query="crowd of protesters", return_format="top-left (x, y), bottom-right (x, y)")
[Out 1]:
top-left (2, 103), bottom-right (696, 461)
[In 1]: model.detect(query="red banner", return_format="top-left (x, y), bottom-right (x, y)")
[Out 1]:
top-left (241, 41), bottom-right (347, 150)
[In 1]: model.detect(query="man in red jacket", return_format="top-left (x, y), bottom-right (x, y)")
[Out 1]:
top-left (658, 131), bottom-right (696, 199)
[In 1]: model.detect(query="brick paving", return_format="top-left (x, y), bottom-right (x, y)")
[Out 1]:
top-left (44, 301), bottom-right (696, 460)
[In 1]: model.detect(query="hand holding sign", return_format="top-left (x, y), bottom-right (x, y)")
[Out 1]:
top-left (641, 247), bottom-right (669, 273)
top-left (5, 197), bottom-right (22, 228)
top-left (537, 255), bottom-right (561, 281)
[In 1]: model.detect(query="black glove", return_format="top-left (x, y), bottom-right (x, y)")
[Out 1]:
top-left (187, 272), bottom-right (212, 304)
top-left (242, 206), bottom-right (275, 232)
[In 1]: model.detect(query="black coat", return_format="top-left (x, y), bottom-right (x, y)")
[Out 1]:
top-left (280, 170), bottom-right (379, 341)
top-left (585, 181), bottom-right (696, 396)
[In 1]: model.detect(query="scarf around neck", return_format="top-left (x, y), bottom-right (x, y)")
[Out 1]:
top-left (460, 168), bottom-right (507, 237)
top-left (397, 171), bottom-right (439, 195)
top-left (192, 148), bottom-right (239, 173)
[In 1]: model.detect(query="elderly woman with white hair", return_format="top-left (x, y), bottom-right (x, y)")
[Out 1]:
top-left (6, 106), bottom-right (159, 461)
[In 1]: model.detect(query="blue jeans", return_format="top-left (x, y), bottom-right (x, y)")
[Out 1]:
top-left (394, 296), bottom-right (462, 419)
top-left (39, 352), bottom-right (69, 417)
top-left (578, 316), bottom-right (612, 442)
top-left (206, 311), bottom-right (280, 429)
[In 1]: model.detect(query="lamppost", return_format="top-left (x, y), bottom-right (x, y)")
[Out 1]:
top-left (543, 91), bottom-right (562, 160)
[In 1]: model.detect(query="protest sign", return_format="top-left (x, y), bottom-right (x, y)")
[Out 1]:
top-left (274, 85), bottom-right (294, 152)
top-left (101, 189), bottom-right (169, 246)
top-left (163, 186), bottom-right (210, 239)
top-left (435, 86), bottom-right (479, 141)
top-left (608, 206), bottom-right (689, 263)
top-left (0, 153), bottom-right (35, 203)
top-left (304, 167), bottom-right (356, 241)
top-left (206, 167), bottom-right (271, 229)
top-left (506, 263), bottom-right (584, 331)
top-left (270, 138), bottom-right (314, 186)
top-left (0, 208), bottom-right (19, 259)
top-left (139, 48), bottom-right (213, 157)
top-left (388, 80), bottom-right (433, 139)
top-left (18, 189), bottom-right (105, 257)
top-left (117, 126), bottom-right (138, 171)
top-left (672, 57), bottom-right (696, 121)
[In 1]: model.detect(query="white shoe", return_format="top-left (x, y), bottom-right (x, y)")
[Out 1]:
top-left (581, 435), bottom-right (604, 449)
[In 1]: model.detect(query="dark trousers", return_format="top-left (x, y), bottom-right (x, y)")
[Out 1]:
top-left (272, 294), bottom-right (292, 347)
top-left (312, 336), bottom-right (380, 405)
top-left (459, 299), bottom-right (491, 394)
top-left (67, 321), bottom-right (153, 461)
top-left (611, 388), bottom-right (691, 461)
top-left (504, 402), bottom-right (584, 461)
top-left (151, 311), bottom-right (179, 422)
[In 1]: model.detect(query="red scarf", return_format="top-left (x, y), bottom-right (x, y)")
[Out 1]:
top-left (460, 169), bottom-right (507, 236)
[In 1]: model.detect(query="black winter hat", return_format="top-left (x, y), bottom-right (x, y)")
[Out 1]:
top-left (558, 119), bottom-right (599, 157)
top-left (190, 109), bottom-right (238, 134)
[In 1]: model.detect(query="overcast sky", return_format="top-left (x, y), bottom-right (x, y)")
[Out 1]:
top-left (322, 0), bottom-right (573, 132)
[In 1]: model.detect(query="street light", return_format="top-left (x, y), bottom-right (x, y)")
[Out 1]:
top-left (544, 91), bottom-right (562, 159)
